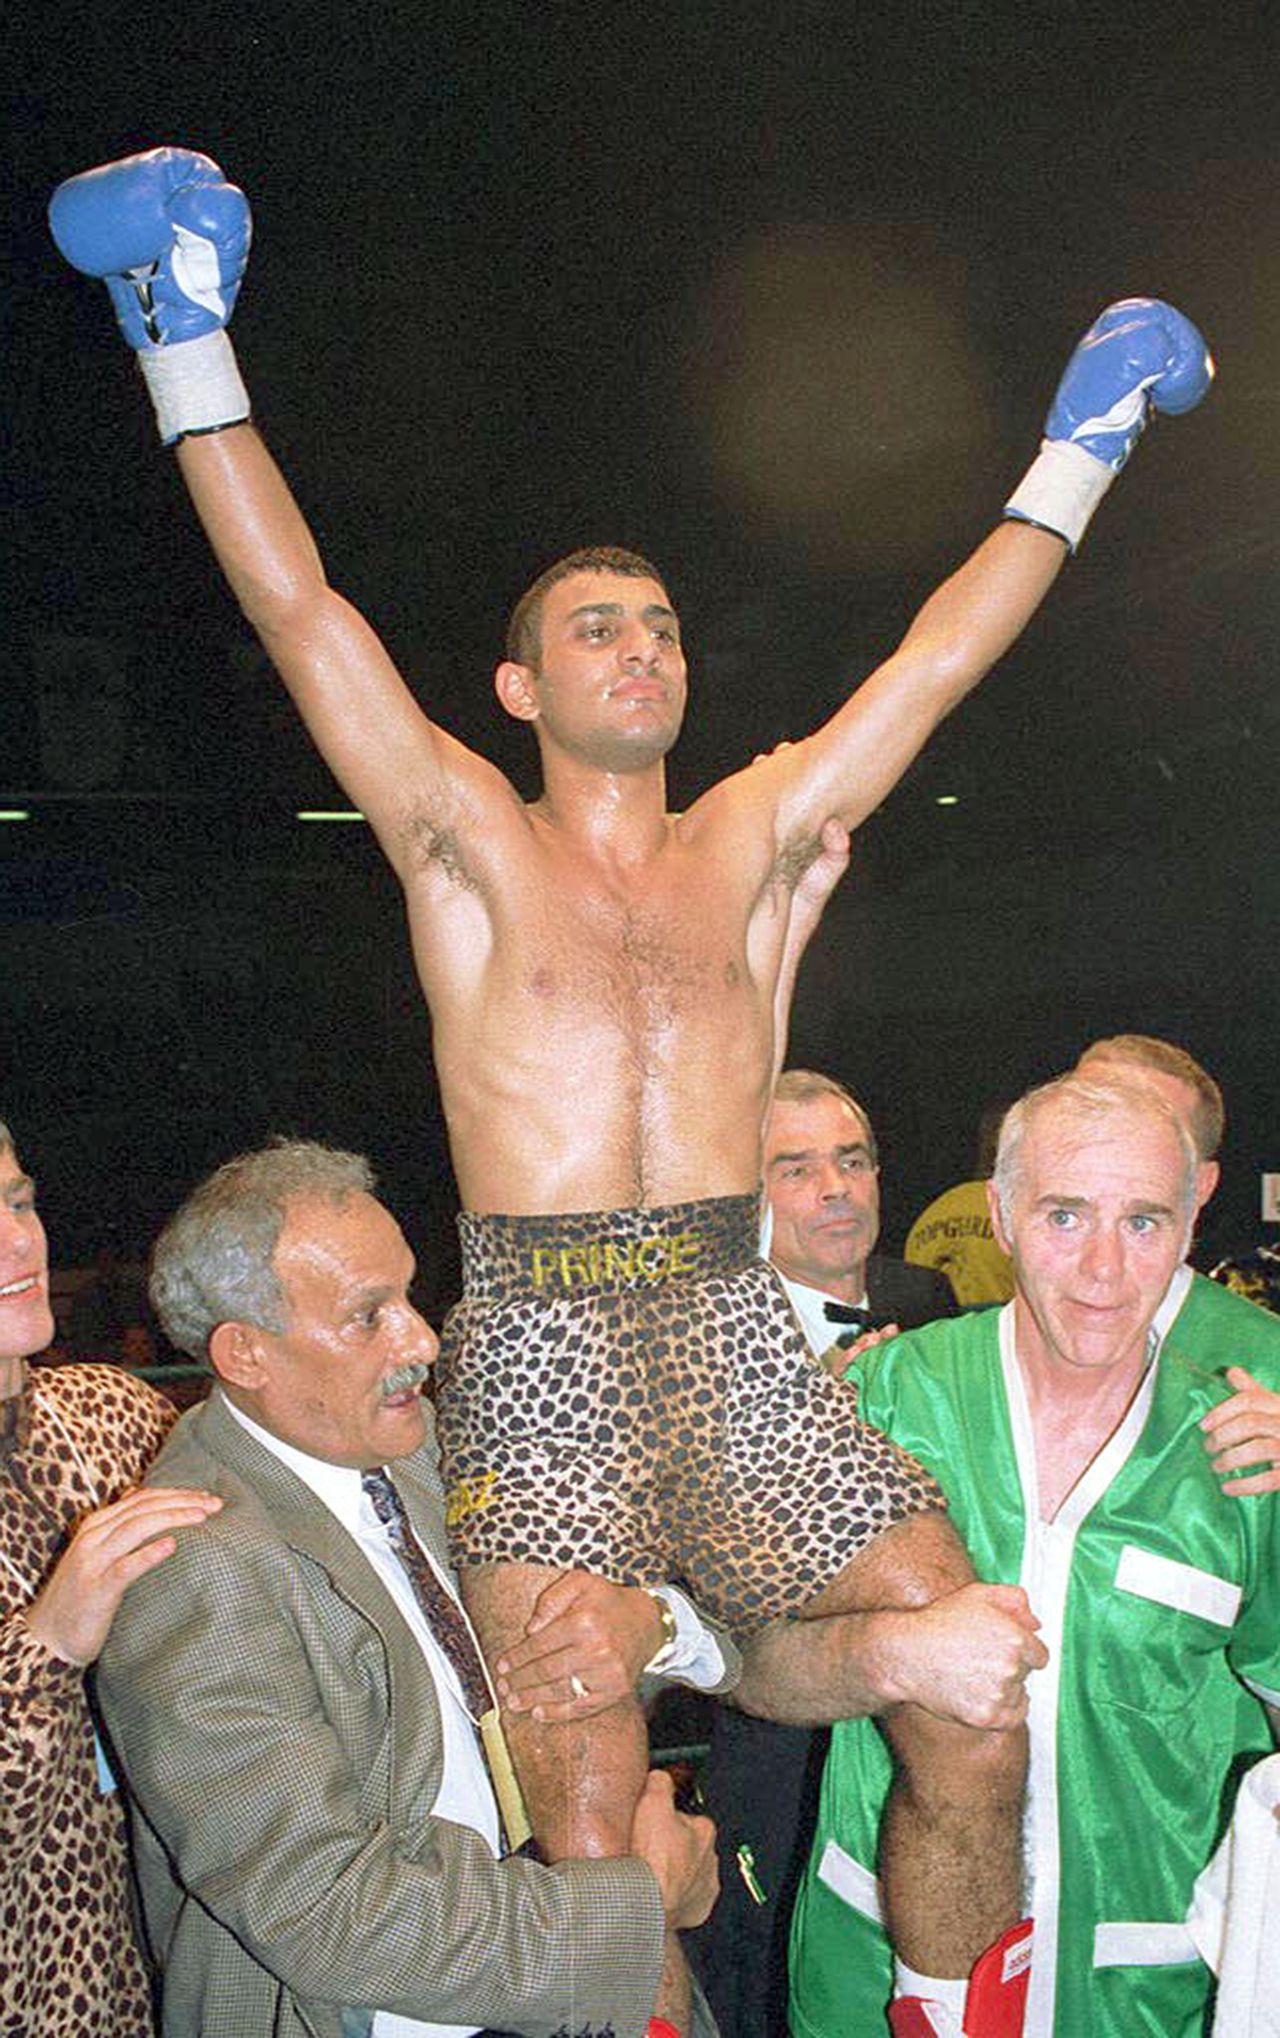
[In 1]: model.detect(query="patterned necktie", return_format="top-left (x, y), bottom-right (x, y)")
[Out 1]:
top-left (361, 1468), bottom-right (492, 1719)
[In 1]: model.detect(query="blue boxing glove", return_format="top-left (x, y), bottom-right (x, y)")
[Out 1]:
top-left (49, 146), bottom-right (253, 445)
top-left (1005, 298), bottom-right (1214, 550)
top-left (49, 146), bottom-right (251, 346)
top-left (1044, 297), bottom-right (1214, 459)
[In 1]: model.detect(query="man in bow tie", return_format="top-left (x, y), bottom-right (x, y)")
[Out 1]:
top-left (764, 1070), bottom-right (959, 1375)
top-left (690, 1070), bottom-right (959, 2038)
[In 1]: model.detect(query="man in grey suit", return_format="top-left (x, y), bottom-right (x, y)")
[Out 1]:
top-left (96, 1141), bottom-right (720, 2038)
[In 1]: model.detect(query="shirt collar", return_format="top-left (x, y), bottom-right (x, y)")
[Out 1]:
top-left (1151, 1261), bottom-right (1195, 1347)
top-left (775, 1270), bottom-right (869, 1356)
top-left (220, 1391), bottom-right (366, 1538)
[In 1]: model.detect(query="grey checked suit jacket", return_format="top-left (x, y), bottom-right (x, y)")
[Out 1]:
top-left (96, 1391), bottom-right (665, 2038)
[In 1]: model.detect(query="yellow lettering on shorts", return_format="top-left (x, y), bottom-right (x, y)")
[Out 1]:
top-left (604, 1239), bottom-right (637, 1280)
top-left (668, 1230), bottom-right (702, 1276)
top-left (446, 1470), bottom-right (500, 1528)
top-left (530, 1246), bottom-right (559, 1289)
top-left (529, 1226), bottom-right (707, 1290)
top-left (636, 1237), bottom-right (672, 1279)
top-left (560, 1243), bottom-right (592, 1289)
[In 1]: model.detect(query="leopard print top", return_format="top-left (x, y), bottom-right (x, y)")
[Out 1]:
top-left (2, 1364), bottom-right (174, 2037)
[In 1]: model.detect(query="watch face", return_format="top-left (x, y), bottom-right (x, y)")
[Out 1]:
top-left (649, 1591), bottom-right (678, 1650)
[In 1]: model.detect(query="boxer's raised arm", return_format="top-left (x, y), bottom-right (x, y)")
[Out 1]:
top-left (49, 146), bottom-right (501, 865)
top-left (756, 299), bottom-right (1213, 849)
top-left (172, 420), bottom-right (484, 849)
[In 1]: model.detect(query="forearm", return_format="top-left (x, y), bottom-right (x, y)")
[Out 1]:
top-left (174, 418), bottom-right (449, 833)
top-left (835, 523), bottom-right (1066, 811)
top-left (771, 520), bottom-right (1067, 841)
top-left (894, 295), bottom-right (1214, 704)
top-left (52, 145), bottom-right (493, 850)
top-left (729, 1606), bottom-right (910, 1726)
top-left (770, 299), bottom-right (1213, 844)
top-left (892, 519), bottom-right (1068, 702)
top-left (175, 422), bottom-right (331, 640)
top-left (730, 1568), bottom-right (1045, 1732)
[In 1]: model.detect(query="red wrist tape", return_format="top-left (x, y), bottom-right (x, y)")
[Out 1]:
top-left (647, 2020), bottom-right (681, 2038)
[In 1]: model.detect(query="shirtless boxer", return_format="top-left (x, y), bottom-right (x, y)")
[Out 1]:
top-left (51, 145), bottom-right (1211, 2032)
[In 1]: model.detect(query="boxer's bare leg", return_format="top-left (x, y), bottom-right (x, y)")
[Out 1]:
top-left (466, 1509), bottom-right (1024, 2007)
top-left (464, 1560), bottom-right (646, 1856)
top-left (800, 1511), bottom-right (1026, 1977)
top-left (464, 1560), bottom-right (692, 2033)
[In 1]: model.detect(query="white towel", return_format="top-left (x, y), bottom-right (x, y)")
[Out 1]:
top-left (1187, 1752), bottom-right (1280, 2036)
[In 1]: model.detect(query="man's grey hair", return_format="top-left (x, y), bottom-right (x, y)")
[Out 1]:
top-left (0, 1118), bottom-right (12, 1155)
top-left (1076, 1033), bottom-right (1224, 1162)
top-left (151, 1140), bottom-right (376, 1360)
top-left (993, 1073), bottom-right (1199, 1232)
top-left (772, 1069), bottom-right (878, 1166)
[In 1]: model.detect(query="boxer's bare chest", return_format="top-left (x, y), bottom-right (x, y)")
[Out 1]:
top-left (502, 821), bottom-right (767, 1044)
top-left (411, 813), bottom-right (781, 1208)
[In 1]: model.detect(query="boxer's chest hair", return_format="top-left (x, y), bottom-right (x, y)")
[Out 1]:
top-left (525, 880), bottom-right (747, 1046)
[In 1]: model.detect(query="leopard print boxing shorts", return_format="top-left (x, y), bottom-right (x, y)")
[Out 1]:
top-left (434, 1193), bottom-right (941, 1630)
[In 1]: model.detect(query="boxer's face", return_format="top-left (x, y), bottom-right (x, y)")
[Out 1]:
top-left (0, 1145), bottom-right (54, 1389)
top-left (502, 571), bottom-right (688, 773)
top-left (242, 1192), bottom-right (437, 1469)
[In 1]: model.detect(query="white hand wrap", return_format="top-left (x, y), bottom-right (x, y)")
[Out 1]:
top-left (1004, 437), bottom-right (1115, 552)
top-left (137, 328), bottom-right (250, 446)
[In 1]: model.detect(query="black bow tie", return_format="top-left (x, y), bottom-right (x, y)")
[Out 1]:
top-left (823, 1301), bottom-right (872, 1330)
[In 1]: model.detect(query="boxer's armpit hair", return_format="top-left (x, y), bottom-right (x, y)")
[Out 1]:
top-left (772, 830), bottom-right (824, 894)
top-left (401, 809), bottom-right (481, 891)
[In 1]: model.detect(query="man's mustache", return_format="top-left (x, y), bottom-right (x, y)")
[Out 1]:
top-left (382, 1361), bottom-right (432, 1399)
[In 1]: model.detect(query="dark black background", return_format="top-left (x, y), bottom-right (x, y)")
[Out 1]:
top-left (5, 2), bottom-right (1277, 1294)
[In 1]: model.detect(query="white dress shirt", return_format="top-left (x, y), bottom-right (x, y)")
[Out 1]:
top-left (775, 1271), bottom-right (870, 1361)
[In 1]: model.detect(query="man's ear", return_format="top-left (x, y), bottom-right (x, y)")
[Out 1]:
top-left (1195, 1158), bottom-right (1221, 1212)
top-left (986, 1176), bottom-right (1013, 1257)
top-left (494, 660), bottom-right (540, 723)
top-left (208, 1319), bottom-right (267, 1389)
